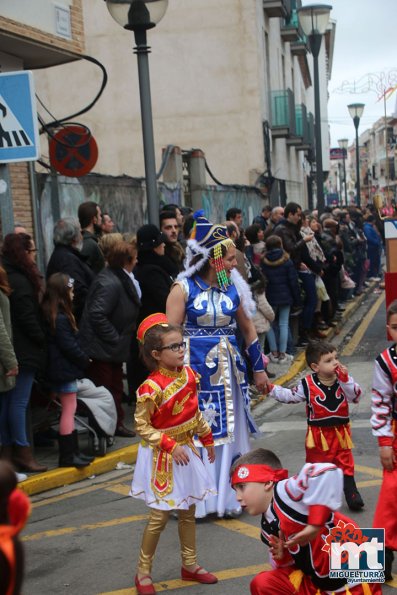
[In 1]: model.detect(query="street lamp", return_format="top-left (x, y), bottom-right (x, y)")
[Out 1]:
top-left (338, 138), bottom-right (348, 205)
top-left (105, 0), bottom-right (168, 226)
top-left (297, 4), bottom-right (332, 214)
top-left (347, 103), bottom-right (365, 208)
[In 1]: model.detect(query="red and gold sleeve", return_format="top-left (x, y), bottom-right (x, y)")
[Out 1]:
top-left (195, 411), bottom-right (214, 446)
top-left (134, 399), bottom-right (175, 453)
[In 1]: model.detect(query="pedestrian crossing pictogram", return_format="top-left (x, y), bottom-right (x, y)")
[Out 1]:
top-left (0, 96), bottom-right (33, 148)
top-left (0, 70), bottom-right (39, 163)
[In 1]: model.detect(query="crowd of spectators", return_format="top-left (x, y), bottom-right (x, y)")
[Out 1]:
top-left (0, 197), bottom-right (386, 474)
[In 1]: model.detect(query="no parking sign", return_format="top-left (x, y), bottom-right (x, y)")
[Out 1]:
top-left (49, 124), bottom-right (98, 177)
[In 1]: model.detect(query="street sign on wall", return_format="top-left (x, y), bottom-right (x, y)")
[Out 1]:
top-left (49, 125), bottom-right (98, 177)
top-left (330, 148), bottom-right (347, 160)
top-left (0, 71), bottom-right (40, 163)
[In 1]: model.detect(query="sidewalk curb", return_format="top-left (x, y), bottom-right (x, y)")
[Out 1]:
top-left (19, 285), bottom-right (376, 497)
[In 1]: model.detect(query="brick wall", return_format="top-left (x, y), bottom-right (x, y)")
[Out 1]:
top-left (0, 0), bottom-right (84, 56)
top-left (9, 163), bottom-right (34, 236)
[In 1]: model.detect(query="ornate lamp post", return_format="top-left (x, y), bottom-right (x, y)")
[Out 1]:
top-left (338, 138), bottom-right (348, 206)
top-left (105, 0), bottom-right (168, 225)
top-left (297, 4), bottom-right (332, 214)
top-left (347, 103), bottom-right (365, 208)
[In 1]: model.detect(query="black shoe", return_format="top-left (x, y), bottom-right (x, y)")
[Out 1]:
top-left (58, 434), bottom-right (90, 468)
top-left (115, 425), bottom-right (136, 438)
top-left (385, 548), bottom-right (394, 582)
top-left (343, 475), bottom-right (364, 511)
top-left (297, 338), bottom-right (309, 347)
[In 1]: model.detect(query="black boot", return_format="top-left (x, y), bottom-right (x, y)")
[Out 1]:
top-left (72, 430), bottom-right (94, 463)
top-left (385, 547), bottom-right (394, 582)
top-left (343, 475), bottom-right (364, 511)
top-left (58, 434), bottom-right (90, 468)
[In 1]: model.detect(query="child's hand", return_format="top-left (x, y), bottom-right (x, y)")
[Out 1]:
top-left (284, 525), bottom-right (321, 548)
top-left (205, 445), bottom-right (215, 463)
top-left (335, 364), bottom-right (349, 383)
top-left (380, 446), bottom-right (395, 471)
top-left (172, 445), bottom-right (190, 465)
top-left (269, 532), bottom-right (285, 560)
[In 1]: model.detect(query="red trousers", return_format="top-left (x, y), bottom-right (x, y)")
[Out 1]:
top-left (373, 442), bottom-right (397, 550)
top-left (87, 360), bottom-right (124, 426)
top-left (250, 566), bottom-right (382, 595)
top-left (305, 425), bottom-right (355, 475)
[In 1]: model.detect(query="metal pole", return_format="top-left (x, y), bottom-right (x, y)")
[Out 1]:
top-left (342, 151), bottom-right (348, 205)
top-left (310, 33), bottom-right (325, 214)
top-left (134, 29), bottom-right (159, 226)
top-left (354, 117), bottom-right (361, 208)
top-left (0, 164), bottom-right (14, 235)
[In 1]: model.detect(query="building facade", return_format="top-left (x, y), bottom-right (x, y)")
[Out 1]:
top-left (0, 0), bottom-right (85, 238)
top-left (34, 0), bottom-right (335, 210)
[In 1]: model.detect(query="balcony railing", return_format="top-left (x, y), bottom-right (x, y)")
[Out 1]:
top-left (280, 8), bottom-right (300, 42)
top-left (263, 0), bottom-right (291, 19)
top-left (288, 103), bottom-right (309, 147)
top-left (270, 89), bottom-right (296, 138)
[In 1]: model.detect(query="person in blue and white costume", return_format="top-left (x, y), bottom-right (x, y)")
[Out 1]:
top-left (166, 211), bottom-right (268, 518)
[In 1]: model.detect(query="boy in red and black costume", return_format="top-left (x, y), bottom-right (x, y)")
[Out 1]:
top-left (371, 299), bottom-right (397, 581)
top-left (230, 448), bottom-right (382, 595)
top-left (266, 341), bottom-right (364, 511)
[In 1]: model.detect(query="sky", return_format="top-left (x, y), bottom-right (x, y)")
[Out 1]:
top-left (302, 0), bottom-right (397, 148)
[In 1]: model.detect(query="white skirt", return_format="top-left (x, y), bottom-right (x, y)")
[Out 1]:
top-left (130, 443), bottom-right (217, 511)
top-left (194, 370), bottom-right (252, 519)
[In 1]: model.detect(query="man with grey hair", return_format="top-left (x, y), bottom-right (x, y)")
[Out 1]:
top-left (264, 206), bottom-right (285, 238)
top-left (46, 218), bottom-right (94, 322)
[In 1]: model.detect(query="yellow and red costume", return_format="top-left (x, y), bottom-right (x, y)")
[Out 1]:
top-left (130, 363), bottom-right (216, 577)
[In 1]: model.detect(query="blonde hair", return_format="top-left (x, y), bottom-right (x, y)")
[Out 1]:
top-left (99, 233), bottom-right (123, 261)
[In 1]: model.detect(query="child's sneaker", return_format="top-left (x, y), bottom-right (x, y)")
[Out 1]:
top-left (278, 353), bottom-right (293, 363)
top-left (268, 353), bottom-right (279, 364)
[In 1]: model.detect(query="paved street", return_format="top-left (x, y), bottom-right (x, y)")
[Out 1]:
top-left (23, 289), bottom-right (395, 594)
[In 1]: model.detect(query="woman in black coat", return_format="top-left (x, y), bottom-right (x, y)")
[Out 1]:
top-left (127, 225), bottom-right (175, 396)
top-left (1, 233), bottom-right (47, 472)
top-left (79, 241), bottom-right (141, 437)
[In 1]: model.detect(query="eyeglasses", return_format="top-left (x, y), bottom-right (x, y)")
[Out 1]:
top-left (67, 278), bottom-right (75, 288)
top-left (159, 341), bottom-right (186, 352)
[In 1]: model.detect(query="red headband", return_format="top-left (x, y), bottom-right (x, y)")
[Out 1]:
top-left (137, 313), bottom-right (169, 343)
top-left (231, 464), bottom-right (288, 486)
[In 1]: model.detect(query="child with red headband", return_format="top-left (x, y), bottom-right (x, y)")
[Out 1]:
top-left (130, 313), bottom-right (217, 595)
top-left (266, 341), bottom-right (364, 512)
top-left (230, 448), bottom-right (382, 595)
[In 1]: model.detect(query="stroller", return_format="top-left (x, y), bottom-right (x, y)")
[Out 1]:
top-left (72, 378), bottom-right (117, 456)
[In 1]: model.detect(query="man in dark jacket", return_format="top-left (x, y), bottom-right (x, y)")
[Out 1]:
top-left (79, 241), bottom-right (141, 437)
top-left (46, 218), bottom-right (95, 323)
top-left (78, 201), bottom-right (105, 274)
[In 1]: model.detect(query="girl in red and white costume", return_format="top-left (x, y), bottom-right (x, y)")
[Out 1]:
top-left (371, 298), bottom-right (397, 581)
top-left (266, 341), bottom-right (364, 511)
top-left (130, 314), bottom-right (217, 595)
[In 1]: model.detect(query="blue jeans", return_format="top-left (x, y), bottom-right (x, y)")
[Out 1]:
top-left (298, 271), bottom-right (317, 331)
top-left (267, 305), bottom-right (291, 354)
top-left (0, 367), bottom-right (35, 446)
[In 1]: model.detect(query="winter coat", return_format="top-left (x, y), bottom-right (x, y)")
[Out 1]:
top-left (260, 249), bottom-right (301, 307)
top-left (81, 230), bottom-right (105, 274)
top-left (252, 291), bottom-right (275, 334)
top-left (2, 259), bottom-right (46, 372)
top-left (46, 244), bottom-right (95, 323)
top-left (46, 312), bottom-right (90, 384)
top-left (363, 223), bottom-right (382, 247)
top-left (79, 267), bottom-right (141, 363)
top-left (134, 251), bottom-right (174, 320)
top-left (0, 290), bottom-right (18, 392)
top-left (273, 219), bottom-right (307, 268)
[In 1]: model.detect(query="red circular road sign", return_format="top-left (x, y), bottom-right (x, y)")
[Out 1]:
top-left (49, 125), bottom-right (98, 177)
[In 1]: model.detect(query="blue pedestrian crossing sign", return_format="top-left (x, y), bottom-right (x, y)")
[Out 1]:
top-left (0, 71), bottom-right (40, 163)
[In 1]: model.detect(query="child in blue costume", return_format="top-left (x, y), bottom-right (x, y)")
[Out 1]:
top-left (167, 212), bottom-right (268, 518)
